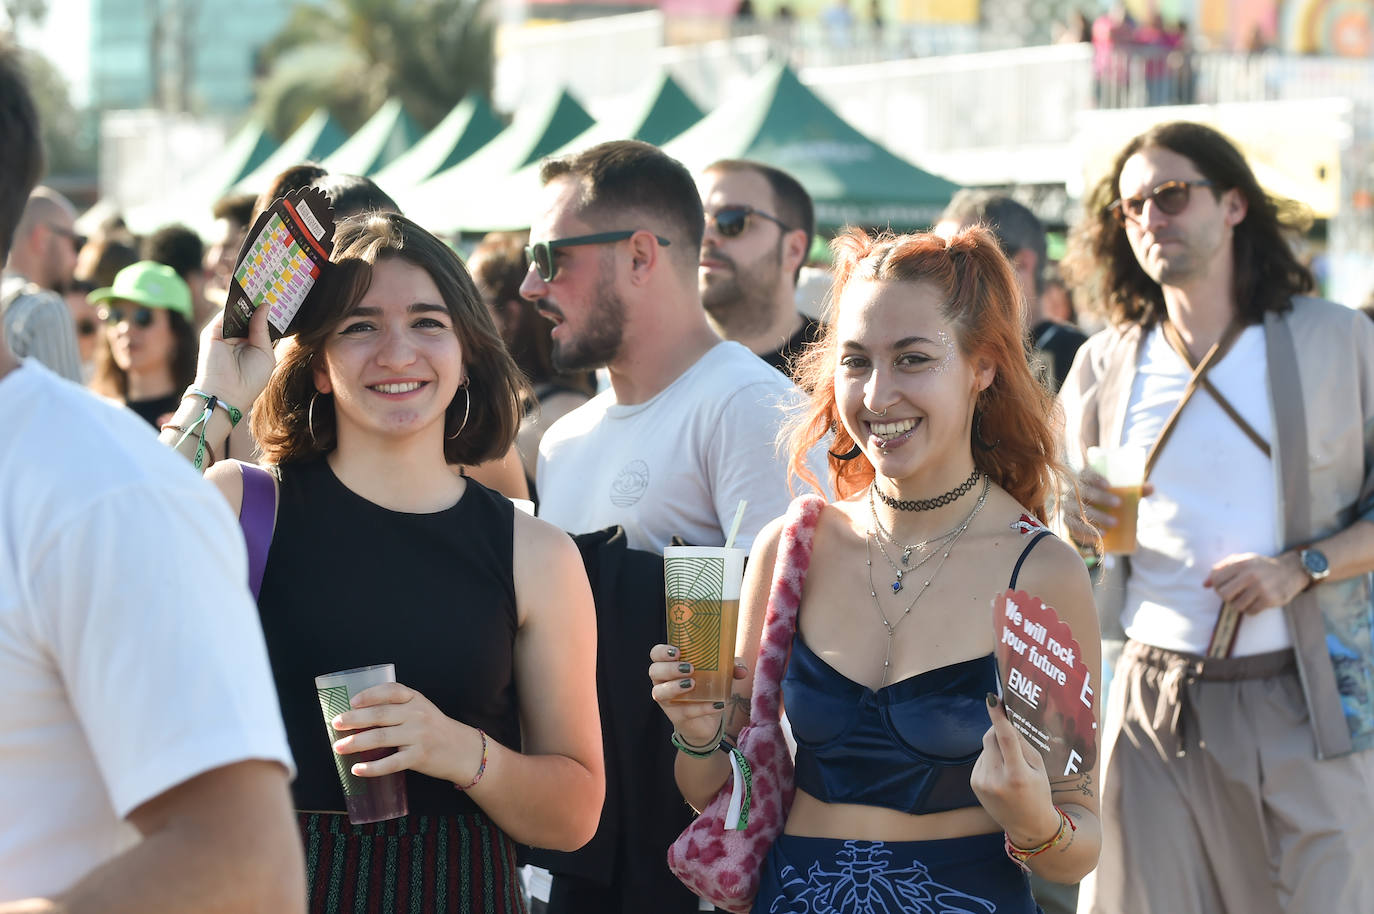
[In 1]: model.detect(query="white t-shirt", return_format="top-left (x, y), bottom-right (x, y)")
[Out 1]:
top-left (537, 341), bottom-right (810, 554)
top-left (1119, 325), bottom-right (1290, 656)
top-left (0, 361), bottom-right (293, 900)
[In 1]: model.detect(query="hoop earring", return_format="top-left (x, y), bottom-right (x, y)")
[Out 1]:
top-left (446, 386), bottom-right (471, 441)
top-left (829, 443), bottom-right (863, 460)
top-left (308, 392), bottom-right (322, 447)
top-left (973, 410), bottom-right (1000, 452)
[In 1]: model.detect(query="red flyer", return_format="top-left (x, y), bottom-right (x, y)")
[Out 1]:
top-left (992, 589), bottom-right (1098, 777)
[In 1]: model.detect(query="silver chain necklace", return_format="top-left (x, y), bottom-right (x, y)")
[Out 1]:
top-left (864, 475), bottom-right (989, 686)
top-left (868, 486), bottom-right (965, 593)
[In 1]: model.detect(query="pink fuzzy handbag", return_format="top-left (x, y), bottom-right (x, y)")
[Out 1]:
top-left (666, 495), bottom-right (824, 914)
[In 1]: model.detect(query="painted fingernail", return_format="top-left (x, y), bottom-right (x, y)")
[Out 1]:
top-left (679, 679), bottom-right (693, 689)
top-left (986, 692), bottom-right (999, 708)
top-left (713, 701), bottom-right (726, 709)
top-left (666, 646), bottom-right (678, 657)
top-left (678, 662), bottom-right (692, 674)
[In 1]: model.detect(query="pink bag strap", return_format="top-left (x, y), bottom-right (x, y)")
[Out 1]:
top-left (749, 495), bottom-right (825, 724)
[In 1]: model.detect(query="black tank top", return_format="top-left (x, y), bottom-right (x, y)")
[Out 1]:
top-left (257, 458), bottom-right (521, 815)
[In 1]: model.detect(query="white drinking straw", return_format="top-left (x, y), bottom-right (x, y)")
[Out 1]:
top-left (723, 500), bottom-right (748, 549)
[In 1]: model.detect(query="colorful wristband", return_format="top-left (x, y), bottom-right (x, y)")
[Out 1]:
top-left (1005, 805), bottom-right (1076, 872)
top-left (185, 388), bottom-right (244, 427)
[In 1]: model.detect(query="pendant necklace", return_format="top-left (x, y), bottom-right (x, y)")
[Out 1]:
top-left (864, 475), bottom-right (989, 686)
top-left (868, 487), bottom-right (962, 593)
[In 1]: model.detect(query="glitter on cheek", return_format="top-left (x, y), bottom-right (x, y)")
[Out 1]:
top-left (929, 330), bottom-right (955, 374)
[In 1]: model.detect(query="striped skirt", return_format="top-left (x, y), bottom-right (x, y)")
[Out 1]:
top-left (300, 812), bottom-right (529, 914)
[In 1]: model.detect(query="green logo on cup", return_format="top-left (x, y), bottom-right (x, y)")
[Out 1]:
top-left (666, 556), bottom-right (724, 672)
top-left (318, 684), bottom-right (367, 797)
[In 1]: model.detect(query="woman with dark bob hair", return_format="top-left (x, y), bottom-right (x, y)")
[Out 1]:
top-left (650, 227), bottom-right (1102, 911)
top-left (158, 212), bottom-right (604, 912)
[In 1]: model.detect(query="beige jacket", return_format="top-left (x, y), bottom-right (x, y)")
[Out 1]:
top-left (1059, 296), bottom-right (1374, 758)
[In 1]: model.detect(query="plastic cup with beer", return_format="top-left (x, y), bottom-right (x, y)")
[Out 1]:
top-left (315, 663), bottom-right (409, 824)
top-left (1087, 445), bottom-right (1147, 554)
top-left (664, 501), bottom-right (748, 703)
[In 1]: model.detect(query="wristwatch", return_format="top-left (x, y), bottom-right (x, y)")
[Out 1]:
top-left (1298, 548), bottom-right (1331, 588)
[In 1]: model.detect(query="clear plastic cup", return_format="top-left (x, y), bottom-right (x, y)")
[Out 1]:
top-left (664, 546), bottom-right (747, 703)
top-left (314, 663), bottom-right (408, 824)
top-left (1087, 445), bottom-right (1147, 554)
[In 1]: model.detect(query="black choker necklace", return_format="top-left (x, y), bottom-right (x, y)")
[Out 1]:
top-left (872, 468), bottom-right (981, 512)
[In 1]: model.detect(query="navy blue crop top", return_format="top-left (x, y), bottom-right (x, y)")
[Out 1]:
top-left (783, 530), bottom-right (1052, 816)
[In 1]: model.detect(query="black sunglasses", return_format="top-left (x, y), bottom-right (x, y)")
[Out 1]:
top-left (46, 223), bottom-right (84, 252)
top-left (76, 318), bottom-right (98, 337)
top-left (525, 230), bottom-right (670, 283)
top-left (98, 305), bottom-right (155, 328)
top-left (1109, 180), bottom-right (1214, 225)
top-left (706, 205), bottom-right (790, 238)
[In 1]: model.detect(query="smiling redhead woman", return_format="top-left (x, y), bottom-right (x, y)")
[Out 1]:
top-left (159, 212), bottom-right (603, 913)
top-left (649, 226), bottom-right (1102, 912)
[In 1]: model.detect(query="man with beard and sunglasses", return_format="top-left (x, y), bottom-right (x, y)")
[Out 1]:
top-left (1, 185), bottom-right (82, 381)
top-left (1058, 121), bottom-right (1374, 913)
top-left (518, 140), bottom-right (810, 914)
top-left (697, 159), bottom-right (821, 379)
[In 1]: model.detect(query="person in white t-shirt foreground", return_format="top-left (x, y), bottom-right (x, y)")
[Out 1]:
top-left (0, 45), bottom-right (305, 914)
top-left (1060, 120), bottom-right (1374, 913)
top-left (520, 140), bottom-right (808, 913)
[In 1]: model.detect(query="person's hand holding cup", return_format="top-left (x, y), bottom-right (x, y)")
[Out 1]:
top-left (648, 644), bottom-right (748, 746)
top-left (315, 663), bottom-right (409, 825)
top-left (1068, 446), bottom-right (1152, 555)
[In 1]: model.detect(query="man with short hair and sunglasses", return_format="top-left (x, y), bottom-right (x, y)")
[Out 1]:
top-left (519, 140), bottom-right (809, 914)
top-left (1, 185), bottom-right (82, 381)
top-left (697, 159), bottom-right (821, 378)
top-left (1059, 121), bottom-right (1374, 913)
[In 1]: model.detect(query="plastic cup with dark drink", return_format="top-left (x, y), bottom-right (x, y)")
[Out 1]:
top-left (315, 663), bottom-right (409, 824)
top-left (664, 545), bottom-right (747, 703)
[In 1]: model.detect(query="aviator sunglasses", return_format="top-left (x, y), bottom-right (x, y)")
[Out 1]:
top-left (98, 305), bottom-right (156, 328)
top-left (525, 230), bottom-right (670, 283)
top-left (1109, 179), bottom-right (1215, 225)
top-left (706, 205), bottom-right (790, 238)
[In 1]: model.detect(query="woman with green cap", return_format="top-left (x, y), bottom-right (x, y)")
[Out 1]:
top-left (88, 259), bottom-right (199, 427)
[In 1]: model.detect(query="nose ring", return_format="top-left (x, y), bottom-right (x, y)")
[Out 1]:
top-left (876, 407), bottom-right (887, 417)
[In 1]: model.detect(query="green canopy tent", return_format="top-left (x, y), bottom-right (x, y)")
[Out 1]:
top-left (321, 99), bottom-right (424, 177)
top-left (445, 73), bottom-right (706, 234)
top-left (371, 95), bottom-right (504, 197)
top-left (123, 118), bottom-right (278, 235)
top-left (402, 88), bottom-right (596, 233)
top-left (232, 108), bottom-right (348, 197)
top-left (664, 63), bottom-right (960, 230)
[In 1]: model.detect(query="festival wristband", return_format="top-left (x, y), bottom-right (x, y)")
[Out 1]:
top-left (184, 388), bottom-right (244, 427)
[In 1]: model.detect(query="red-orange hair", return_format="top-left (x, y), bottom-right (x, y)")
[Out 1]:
top-left (787, 226), bottom-right (1067, 521)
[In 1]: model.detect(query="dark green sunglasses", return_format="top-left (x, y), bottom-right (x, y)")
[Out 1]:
top-left (525, 230), bottom-right (670, 282)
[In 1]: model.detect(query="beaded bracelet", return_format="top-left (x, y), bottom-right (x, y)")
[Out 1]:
top-left (1005, 805), bottom-right (1076, 872)
top-left (454, 728), bottom-right (487, 790)
top-left (671, 716), bottom-right (725, 759)
top-left (185, 388), bottom-right (243, 427)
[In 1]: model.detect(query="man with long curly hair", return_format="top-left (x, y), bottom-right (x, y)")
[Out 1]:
top-left (1060, 121), bottom-right (1374, 913)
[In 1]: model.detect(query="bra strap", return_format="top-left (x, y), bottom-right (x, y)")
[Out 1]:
top-left (750, 495), bottom-right (825, 725)
top-left (1009, 530), bottom-right (1053, 590)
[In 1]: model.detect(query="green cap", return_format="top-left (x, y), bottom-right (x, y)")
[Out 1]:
top-left (88, 261), bottom-right (193, 319)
